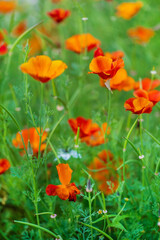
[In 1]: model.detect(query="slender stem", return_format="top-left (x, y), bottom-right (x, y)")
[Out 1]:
top-left (38, 83), bottom-right (44, 162)
top-left (52, 79), bottom-right (57, 97)
top-left (123, 116), bottom-right (139, 182)
top-left (139, 115), bottom-right (144, 153)
top-left (30, 156), bottom-right (42, 240)
top-left (14, 220), bottom-right (62, 239)
top-left (88, 192), bottom-right (93, 240)
top-left (107, 89), bottom-right (112, 124)
top-left (79, 222), bottom-right (113, 240)
top-left (48, 140), bottom-right (61, 164)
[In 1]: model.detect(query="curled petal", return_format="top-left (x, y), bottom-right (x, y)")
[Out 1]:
top-left (56, 163), bottom-right (73, 185)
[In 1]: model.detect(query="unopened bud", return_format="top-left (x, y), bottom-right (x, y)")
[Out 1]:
top-left (86, 178), bottom-right (92, 192)
top-left (27, 140), bottom-right (33, 157)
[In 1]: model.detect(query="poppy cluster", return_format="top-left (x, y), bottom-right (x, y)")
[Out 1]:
top-left (68, 117), bottom-right (110, 146)
top-left (88, 150), bottom-right (120, 195)
top-left (46, 163), bottom-right (80, 201)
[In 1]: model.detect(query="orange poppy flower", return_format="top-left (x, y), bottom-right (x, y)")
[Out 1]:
top-left (46, 163), bottom-right (80, 201)
top-left (52, 0), bottom-right (62, 3)
top-left (134, 78), bottom-right (160, 91)
top-left (12, 127), bottom-right (48, 155)
top-left (0, 0), bottom-right (16, 13)
top-left (134, 89), bottom-right (160, 105)
top-left (68, 117), bottom-right (110, 147)
top-left (88, 150), bottom-right (120, 195)
top-left (89, 56), bottom-right (124, 80)
top-left (116, 2), bottom-right (143, 20)
top-left (12, 21), bottom-right (27, 37)
top-left (0, 29), bottom-right (7, 55)
top-left (0, 159), bottom-right (11, 174)
top-left (28, 34), bottom-right (42, 56)
top-left (128, 26), bottom-right (154, 44)
top-left (20, 55), bottom-right (68, 83)
top-left (66, 33), bottom-right (101, 54)
top-left (100, 69), bottom-right (135, 91)
top-left (48, 9), bottom-right (70, 23)
top-left (124, 89), bottom-right (160, 114)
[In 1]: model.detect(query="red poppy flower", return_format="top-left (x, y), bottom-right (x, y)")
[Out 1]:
top-left (48, 8), bottom-right (70, 23)
top-left (128, 26), bottom-right (154, 44)
top-left (89, 56), bottom-right (124, 80)
top-left (88, 150), bottom-right (120, 195)
top-left (116, 2), bottom-right (143, 20)
top-left (20, 55), bottom-right (68, 83)
top-left (68, 117), bottom-right (110, 147)
top-left (12, 127), bottom-right (48, 155)
top-left (0, 29), bottom-right (8, 55)
top-left (134, 78), bottom-right (160, 91)
top-left (66, 33), bottom-right (101, 54)
top-left (12, 21), bottom-right (27, 37)
top-left (46, 163), bottom-right (80, 201)
top-left (0, 159), bottom-right (11, 174)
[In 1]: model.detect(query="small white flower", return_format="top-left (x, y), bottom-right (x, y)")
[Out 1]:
top-left (150, 70), bottom-right (157, 75)
top-left (123, 148), bottom-right (126, 152)
top-left (139, 155), bottom-right (144, 159)
top-left (103, 210), bottom-right (107, 214)
top-left (56, 105), bottom-right (64, 111)
top-left (82, 17), bottom-right (88, 21)
top-left (50, 214), bottom-right (57, 219)
top-left (45, 128), bottom-right (50, 132)
top-left (82, 56), bottom-right (89, 60)
top-left (15, 107), bottom-right (21, 112)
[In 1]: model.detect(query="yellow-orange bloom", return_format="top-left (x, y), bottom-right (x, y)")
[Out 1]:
top-left (116, 2), bottom-right (143, 20)
top-left (0, 1), bottom-right (16, 13)
top-left (12, 127), bottom-right (48, 155)
top-left (20, 55), bottom-right (68, 83)
top-left (100, 69), bottom-right (135, 91)
top-left (128, 26), bottom-right (154, 44)
top-left (66, 33), bottom-right (101, 54)
top-left (89, 56), bottom-right (124, 80)
top-left (46, 163), bottom-right (80, 201)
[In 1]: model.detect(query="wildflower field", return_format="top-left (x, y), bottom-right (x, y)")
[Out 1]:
top-left (0, 0), bottom-right (160, 239)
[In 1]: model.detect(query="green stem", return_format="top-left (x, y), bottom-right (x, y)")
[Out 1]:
top-left (14, 220), bottom-right (62, 239)
top-left (88, 192), bottom-right (93, 240)
top-left (123, 116), bottom-right (139, 182)
top-left (30, 156), bottom-right (42, 240)
top-left (144, 128), bottom-right (160, 146)
top-left (79, 222), bottom-right (113, 240)
top-left (48, 140), bottom-right (61, 164)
